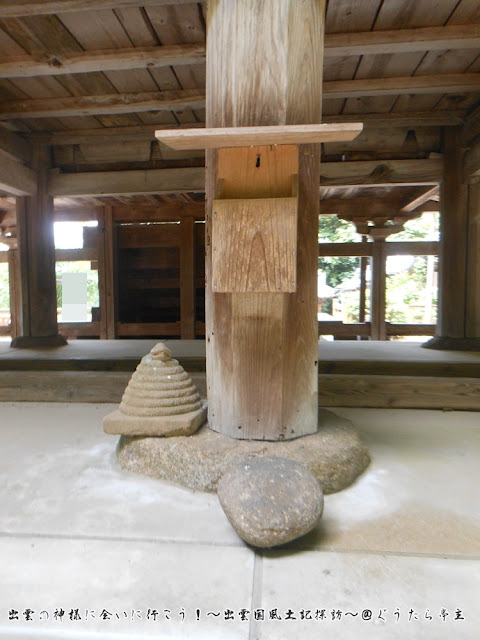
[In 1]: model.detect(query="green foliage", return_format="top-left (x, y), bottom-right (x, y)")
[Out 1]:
top-left (318, 216), bottom-right (359, 287)
top-left (319, 214), bottom-right (439, 326)
top-left (386, 256), bottom-right (437, 323)
top-left (387, 212), bottom-right (439, 242)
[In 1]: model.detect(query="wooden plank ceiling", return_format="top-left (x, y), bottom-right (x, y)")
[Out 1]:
top-left (0, 0), bottom-right (478, 214)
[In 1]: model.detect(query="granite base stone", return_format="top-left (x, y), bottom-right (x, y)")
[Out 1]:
top-left (116, 409), bottom-right (370, 494)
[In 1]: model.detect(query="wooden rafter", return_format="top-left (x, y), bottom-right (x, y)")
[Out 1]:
top-left (324, 24), bottom-right (480, 57)
top-left (401, 186), bottom-right (440, 213)
top-left (0, 0), bottom-right (194, 17)
top-left (0, 44), bottom-right (206, 79)
top-left (0, 74), bottom-right (477, 119)
top-left (324, 73), bottom-right (480, 99)
top-left (27, 110), bottom-right (463, 146)
top-left (0, 24), bottom-right (477, 78)
top-left (0, 89), bottom-right (205, 119)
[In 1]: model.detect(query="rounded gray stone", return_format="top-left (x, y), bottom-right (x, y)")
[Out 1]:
top-left (218, 457), bottom-right (324, 548)
top-left (116, 408), bottom-right (370, 494)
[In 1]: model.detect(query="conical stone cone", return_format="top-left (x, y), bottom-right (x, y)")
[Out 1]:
top-left (103, 343), bottom-right (207, 436)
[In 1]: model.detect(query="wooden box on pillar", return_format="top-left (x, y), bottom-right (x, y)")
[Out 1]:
top-left (212, 144), bottom-right (298, 293)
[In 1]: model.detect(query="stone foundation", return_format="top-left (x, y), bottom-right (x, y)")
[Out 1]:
top-left (117, 408), bottom-right (370, 495)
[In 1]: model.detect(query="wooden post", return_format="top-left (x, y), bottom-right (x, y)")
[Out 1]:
top-left (205, 0), bottom-right (324, 440)
top-left (370, 239), bottom-right (387, 340)
top-left (358, 236), bottom-right (368, 324)
top-left (11, 146), bottom-right (67, 348)
top-left (7, 248), bottom-right (21, 339)
top-left (180, 215), bottom-right (195, 339)
top-left (466, 183), bottom-right (480, 338)
top-left (423, 127), bottom-right (480, 349)
top-left (98, 205), bottom-right (117, 340)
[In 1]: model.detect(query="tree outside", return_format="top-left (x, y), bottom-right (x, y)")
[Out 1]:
top-left (318, 213), bottom-right (439, 327)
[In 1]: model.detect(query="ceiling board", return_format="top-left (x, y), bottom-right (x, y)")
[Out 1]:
top-left (374, 0), bottom-right (461, 29)
top-left (448, 0), bottom-right (480, 24)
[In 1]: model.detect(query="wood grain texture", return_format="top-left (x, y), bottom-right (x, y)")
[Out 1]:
top-left (320, 158), bottom-right (443, 186)
top-left (0, 154), bottom-right (36, 196)
top-left (212, 197), bottom-right (297, 293)
top-left (14, 146), bottom-right (62, 340)
top-left (36, 110), bottom-right (463, 146)
top-left (319, 374), bottom-right (480, 410)
top-left (0, 0), bottom-right (196, 18)
top-left (156, 123), bottom-right (363, 149)
top-left (48, 167), bottom-right (205, 196)
top-left (437, 127), bottom-right (468, 338)
top-left (206, 0), bottom-right (323, 440)
top-left (0, 89), bottom-right (206, 119)
top-left (0, 44), bottom-right (206, 78)
top-left (324, 23), bottom-right (480, 56)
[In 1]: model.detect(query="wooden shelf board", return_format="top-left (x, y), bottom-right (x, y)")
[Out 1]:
top-left (155, 123), bottom-right (363, 150)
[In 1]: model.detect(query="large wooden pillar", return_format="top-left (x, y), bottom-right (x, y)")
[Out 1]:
top-left (424, 127), bottom-right (480, 350)
top-left (205, 0), bottom-right (324, 440)
top-left (11, 146), bottom-right (66, 348)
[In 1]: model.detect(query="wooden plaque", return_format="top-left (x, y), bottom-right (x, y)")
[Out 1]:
top-left (212, 196), bottom-right (297, 293)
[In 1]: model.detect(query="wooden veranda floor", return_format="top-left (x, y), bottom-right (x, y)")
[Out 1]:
top-left (1, 340), bottom-right (479, 409)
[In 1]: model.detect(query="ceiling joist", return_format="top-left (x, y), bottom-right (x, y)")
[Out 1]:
top-left (28, 111), bottom-right (464, 146)
top-left (324, 24), bottom-right (480, 57)
top-left (0, 24), bottom-right (476, 79)
top-left (325, 73), bottom-right (480, 100)
top-left (401, 186), bottom-right (440, 213)
top-left (0, 89), bottom-right (205, 119)
top-left (48, 166), bottom-right (206, 197)
top-left (0, 74), bottom-right (477, 119)
top-left (47, 159), bottom-right (442, 197)
top-left (319, 159), bottom-right (442, 188)
top-left (0, 44), bottom-right (206, 79)
top-left (0, 0), bottom-right (193, 18)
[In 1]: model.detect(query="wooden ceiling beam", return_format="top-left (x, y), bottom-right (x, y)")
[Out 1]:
top-left (0, 24), bottom-right (475, 79)
top-left (47, 159), bottom-right (442, 197)
top-left (0, 89), bottom-right (205, 119)
top-left (320, 159), bottom-right (443, 187)
top-left (401, 186), bottom-right (440, 212)
top-left (0, 44), bottom-right (205, 79)
top-left (320, 197), bottom-right (404, 216)
top-left (0, 74), bottom-right (476, 119)
top-left (0, 129), bottom-right (32, 163)
top-left (29, 111), bottom-right (464, 146)
top-left (48, 167), bottom-right (206, 197)
top-left (325, 24), bottom-right (480, 57)
top-left (0, 155), bottom-right (36, 195)
top-left (325, 73), bottom-right (480, 99)
top-left (0, 0), bottom-right (195, 17)
top-left (325, 111), bottom-right (464, 128)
